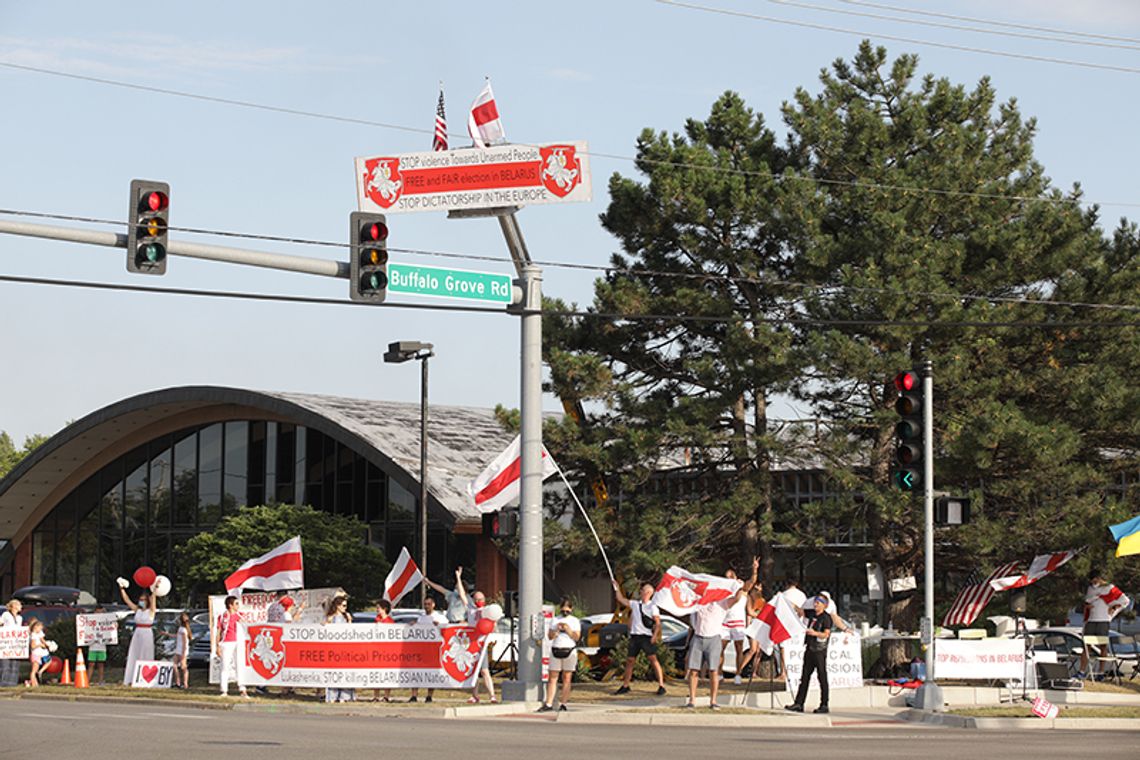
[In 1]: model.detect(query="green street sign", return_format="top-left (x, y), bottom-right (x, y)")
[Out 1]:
top-left (387, 263), bottom-right (514, 304)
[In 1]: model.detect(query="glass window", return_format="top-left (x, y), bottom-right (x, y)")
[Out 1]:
top-left (223, 421), bottom-right (249, 513)
top-left (77, 503), bottom-right (99, 599)
top-left (275, 423), bottom-right (296, 501)
top-left (265, 422), bottom-right (277, 500)
top-left (151, 445), bottom-right (172, 529)
top-left (198, 424), bottom-right (223, 525)
top-left (294, 426), bottom-right (307, 505)
top-left (173, 432), bottom-right (197, 526)
top-left (32, 527), bottom-right (53, 585)
top-left (389, 479), bottom-right (415, 523)
top-left (125, 460), bottom-right (148, 533)
top-left (304, 428), bottom-right (323, 508)
top-left (56, 498), bottom-right (78, 588)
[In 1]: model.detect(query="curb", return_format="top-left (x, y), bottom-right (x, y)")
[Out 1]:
top-left (902, 708), bottom-right (1140, 730)
top-left (17, 692), bottom-right (235, 711)
top-left (555, 708), bottom-right (831, 727)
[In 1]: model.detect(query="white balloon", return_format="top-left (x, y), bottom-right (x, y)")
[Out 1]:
top-left (152, 575), bottom-right (172, 597)
top-left (483, 603), bottom-right (504, 622)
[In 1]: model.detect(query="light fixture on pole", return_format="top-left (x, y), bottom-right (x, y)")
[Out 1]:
top-left (383, 340), bottom-right (434, 605)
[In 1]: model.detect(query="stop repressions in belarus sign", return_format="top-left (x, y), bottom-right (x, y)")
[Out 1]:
top-left (355, 141), bottom-right (591, 214)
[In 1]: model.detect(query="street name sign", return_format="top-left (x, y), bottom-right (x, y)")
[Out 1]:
top-left (355, 142), bottom-right (591, 215)
top-left (387, 262), bottom-right (514, 304)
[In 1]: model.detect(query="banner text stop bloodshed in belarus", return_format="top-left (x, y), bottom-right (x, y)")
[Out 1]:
top-left (356, 142), bottom-right (592, 214)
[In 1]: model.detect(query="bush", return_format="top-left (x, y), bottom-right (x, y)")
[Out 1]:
top-left (609, 637), bottom-right (682, 680)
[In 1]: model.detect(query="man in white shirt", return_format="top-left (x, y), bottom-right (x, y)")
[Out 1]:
top-left (1079, 570), bottom-right (1132, 677)
top-left (538, 599), bottom-right (581, 712)
top-left (685, 557), bottom-right (759, 709)
top-left (611, 581), bottom-right (667, 696)
top-left (409, 596), bottom-right (447, 703)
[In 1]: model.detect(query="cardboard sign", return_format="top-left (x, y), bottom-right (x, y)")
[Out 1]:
top-left (131, 659), bottom-right (175, 688)
top-left (236, 622), bottom-right (488, 690)
top-left (782, 631), bottom-right (864, 695)
top-left (0, 626), bottom-right (29, 659)
top-left (355, 142), bottom-right (592, 214)
top-left (1031, 695), bottom-right (1059, 719)
top-left (76, 613), bottom-right (119, 646)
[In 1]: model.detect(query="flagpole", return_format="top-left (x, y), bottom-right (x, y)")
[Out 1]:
top-left (551, 461), bottom-right (615, 583)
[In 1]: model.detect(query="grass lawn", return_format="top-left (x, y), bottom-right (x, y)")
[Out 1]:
top-left (1081, 679), bottom-right (1140, 695)
top-left (949, 705), bottom-right (1140, 719)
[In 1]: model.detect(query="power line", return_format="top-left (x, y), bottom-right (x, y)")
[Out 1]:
top-left (763, 0), bottom-right (1140, 52)
top-left (655, 0), bottom-right (1140, 75)
top-left (2, 206), bottom-right (1138, 314)
top-left (4, 59), bottom-right (1140, 211)
top-left (3, 273), bottom-right (1139, 329)
top-left (837, 0), bottom-right (1140, 45)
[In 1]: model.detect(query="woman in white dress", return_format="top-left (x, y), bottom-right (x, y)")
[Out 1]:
top-left (118, 579), bottom-right (157, 685)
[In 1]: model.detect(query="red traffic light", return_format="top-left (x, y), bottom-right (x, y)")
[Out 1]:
top-left (362, 221), bottom-right (388, 242)
top-left (894, 371), bottom-right (917, 392)
top-left (142, 191), bottom-right (168, 213)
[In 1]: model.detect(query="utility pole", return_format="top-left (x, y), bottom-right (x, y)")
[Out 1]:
top-left (915, 359), bottom-right (943, 711)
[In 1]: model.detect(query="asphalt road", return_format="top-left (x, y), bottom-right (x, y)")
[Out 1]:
top-left (3, 699), bottom-right (1138, 759)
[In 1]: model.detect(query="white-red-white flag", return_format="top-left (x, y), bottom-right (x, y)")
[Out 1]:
top-left (383, 547), bottom-right (423, 606)
top-left (224, 536), bottom-right (304, 594)
top-left (651, 566), bottom-right (742, 616)
top-left (467, 435), bottom-right (558, 513)
top-left (990, 549), bottom-right (1078, 592)
top-left (746, 592), bottom-right (806, 655)
top-left (467, 79), bottom-right (505, 148)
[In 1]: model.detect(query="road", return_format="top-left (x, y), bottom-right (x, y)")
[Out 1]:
top-left (3, 699), bottom-right (1137, 759)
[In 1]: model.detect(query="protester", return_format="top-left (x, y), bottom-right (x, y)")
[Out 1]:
top-left (409, 595), bottom-right (447, 703)
top-left (684, 557), bottom-right (759, 709)
top-left (457, 584), bottom-right (497, 704)
top-left (424, 566), bottom-right (471, 623)
top-left (118, 577), bottom-right (157, 685)
top-left (611, 580), bottom-right (666, 696)
top-left (215, 595), bottom-right (250, 699)
top-left (1079, 569), bottom-right (1132, 678)
top-left (721, 568), bottom-right (749, 685)
top-left (0, 599), bottom-right (23, 687)
top-left (323, 594), bottom-right (354, 703)
top-left (816, 591), bottom-right (853, 634)
top-left (736, 584), bottom-right (766, 678)
top-left (173, 611), bottom-right (192, 689)
top-left (267, 590), bottom-right (303, 623)
top-left (785, 595), bottom-right (832, 714)
top-left (538, 599), bottom-right (581, 712)
top-left (27, 619), bottom-right (52, 687)
top-left (85, 604), bottom-right (108, 686)
top-left (371, 599), bottom-right (395, 703)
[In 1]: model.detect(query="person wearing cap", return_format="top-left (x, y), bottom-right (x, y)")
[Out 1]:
top-left (785, 595), bottom-right (832, 714)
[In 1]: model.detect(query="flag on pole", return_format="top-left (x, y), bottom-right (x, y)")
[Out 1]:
top-left (467, 79), bottom-right (505, 148)
top-left (941, 562), bottom-right (1019, 627)
top-left (1109, 513), bottom-right (1140, 557)
top-left (432, 84), bottom-right (448, 151)
top-left (224, 536), bottom-right (304, 594)
top-left (989, 549), bottom-right (1079, 591)
top-left (383, 547), bottom-right (423, 606)
top-left (651, 566), bottom-right (742, 616)
top-left (746, 592), bottom-right (806, 655)
top-left (466, 435), bottom-right (557, 513)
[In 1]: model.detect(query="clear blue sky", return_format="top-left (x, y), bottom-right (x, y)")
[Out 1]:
top-left (3, 0), bottom-right (1140, 443)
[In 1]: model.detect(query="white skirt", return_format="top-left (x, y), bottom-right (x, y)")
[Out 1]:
top-left (123, 627), bottom-right (154, 685)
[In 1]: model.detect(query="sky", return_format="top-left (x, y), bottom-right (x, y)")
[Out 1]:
top-left (2, 0), bottom-right (1140, 444)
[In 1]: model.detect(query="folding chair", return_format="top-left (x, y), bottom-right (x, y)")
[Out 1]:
top-left (1113, 635), bottom-right (1138, 681)
top-left (1083, 635), bottom-right (1123, 685)
top-left (1044, 635), bottom-right (1078, 675)
top-left (1037, 661), bottom-right (1082, 691)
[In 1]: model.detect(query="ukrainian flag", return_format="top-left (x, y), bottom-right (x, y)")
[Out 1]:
top-left (1109, 514), bottom-right (1140, 558)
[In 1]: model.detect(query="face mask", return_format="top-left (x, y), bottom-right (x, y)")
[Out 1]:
top-left (561, 610), bottom-right (573, 616)
top-left (474, 599), bottom-right (485, 608)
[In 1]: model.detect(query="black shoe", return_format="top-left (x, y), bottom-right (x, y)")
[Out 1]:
top-left (656, 686), bottom-right (667, 696)
top-left (536, 704), bottom-right (554, 713)
top-left (407, 696), bottom-right (418, 703)
top-left (425, 696), bottom-right (432, 703)
top-left (682, 701), bottom-right (695, 709)
top-left (813, 706), bottom-right (829, 714)
top-left (559, 704), bottom-right (568, 712)
top-left (613, 685), bottom-right (631, 695)
top-left (784, 704), bottom-right (804, 713)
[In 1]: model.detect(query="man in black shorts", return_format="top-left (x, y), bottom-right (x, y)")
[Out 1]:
top-left (785, 595), bottom-right (832, 714)
top-left (611, 580), bottom-right (667, 696)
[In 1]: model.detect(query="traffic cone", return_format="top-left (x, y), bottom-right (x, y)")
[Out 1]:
top-left (74, 649), bottom-right (89, 689)
top-left (61, 657), bottom-right (71, 685)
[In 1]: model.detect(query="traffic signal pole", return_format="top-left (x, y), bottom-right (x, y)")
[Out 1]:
top-left (916, 359), bottom-right (943, 711)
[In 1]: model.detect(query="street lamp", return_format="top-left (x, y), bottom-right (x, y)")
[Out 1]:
top-left (383, 340), bottom-right (434, 606)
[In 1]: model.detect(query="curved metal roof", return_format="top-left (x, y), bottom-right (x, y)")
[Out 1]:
top-left (0, 386), bottom-right (516, 545)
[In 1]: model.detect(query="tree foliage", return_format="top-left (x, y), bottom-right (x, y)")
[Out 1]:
top-left (175, 503), bottom-right (390, 607)
top-left (0, 431), bottom-right (49, 480)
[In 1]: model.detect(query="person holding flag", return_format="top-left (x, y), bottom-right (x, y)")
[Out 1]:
top-left (681, 557), bottom-right (758, 709)
top-left (611, 580), bottom-right (667, 697)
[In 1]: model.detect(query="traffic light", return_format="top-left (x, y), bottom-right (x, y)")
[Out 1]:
top-left (482, 507), bottom-right (518, 538)
top-left (127, 179), bottom-right (169, 274)
top-left (350, 211), bottom-right (388, 302)
top-left (892, 369), bottom-right (923, 491)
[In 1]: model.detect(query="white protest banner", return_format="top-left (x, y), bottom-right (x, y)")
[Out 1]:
top-left (0, 626), bottom-right (29, 658)
top-left (782, 631), bottom-right (863, 696)
top-left (76, 613), bottom-right (119, 646)
top-left (208, 588), bottom-right (338, 684)
top-left (932, 638), bottom-right (1025, 681)
top-left (355, 142), bottom-right (592, 215)
top-left (237, 622), bottom-right (489, 690)
top-left (131, 659), bottom-right (175, 689)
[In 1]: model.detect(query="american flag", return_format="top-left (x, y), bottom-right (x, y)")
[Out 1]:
top-left (941, 562), bottom-right (1020, 627)
top-left (432, 86), bottom-right (447, 151)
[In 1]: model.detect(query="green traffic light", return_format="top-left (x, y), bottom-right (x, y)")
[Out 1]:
top-left (894, 469), bottom-right (920, 490)
top-left (360, 271), bottom-right (388, 294)
top-left (136, 243), bottom-right (165, 266)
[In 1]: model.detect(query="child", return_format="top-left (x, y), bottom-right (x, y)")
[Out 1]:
top-left (27, 619), bottom-right (50, 687)
top-left (173, 611), bottom-right (192, 689)
top-left (88, 605), bottom-right (108, 686)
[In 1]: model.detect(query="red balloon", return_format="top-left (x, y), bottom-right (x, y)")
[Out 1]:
top-left (43, 655), bottom-right (63, 675)
top-left (133, 566), bottom-right (157, 589)
top-left (475, 618), bottom-right (495, 636)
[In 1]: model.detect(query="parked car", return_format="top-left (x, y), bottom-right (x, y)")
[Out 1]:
top-left (577, 612), bottom-right (691, 673)
top-left (12, 585), bottom-right (98, 627)
top-left (1029, 626), bottom-right (1139, 678)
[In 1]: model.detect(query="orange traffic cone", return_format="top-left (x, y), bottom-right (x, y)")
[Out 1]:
top-left (74, 649), bottom-right (89, 689)
top-left (61, 657), bottom-right (71, 685)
